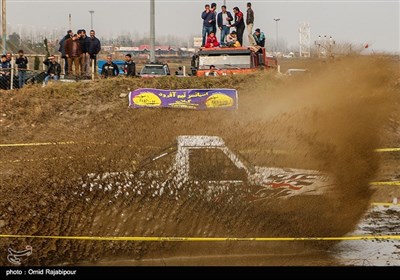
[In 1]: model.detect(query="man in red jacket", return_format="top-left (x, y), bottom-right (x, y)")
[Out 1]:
top-left (65, 34), bottom-right (82, 77)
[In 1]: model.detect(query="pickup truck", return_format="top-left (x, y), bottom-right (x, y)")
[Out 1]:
top-left (81, 136), bottom-right (333, 201)
top-left (139, 63), bottom-right (171, 78)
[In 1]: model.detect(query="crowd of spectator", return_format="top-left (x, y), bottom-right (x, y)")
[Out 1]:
top-left (201, 2), bottom-right (266, 50)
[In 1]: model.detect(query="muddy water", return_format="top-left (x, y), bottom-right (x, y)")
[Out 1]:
top-left (88, 205), bottom-right (400, 266)
top-left (334, 205), bottom-right (400, 266)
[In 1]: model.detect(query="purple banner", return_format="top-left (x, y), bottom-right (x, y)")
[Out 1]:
top-left (129, 88), bottom-right (238, 110)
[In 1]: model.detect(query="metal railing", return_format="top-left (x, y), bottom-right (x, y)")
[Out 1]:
top-left (0, 67), bottom-right (47, 90)
top-left (0, 54), bottom-right (99, 90)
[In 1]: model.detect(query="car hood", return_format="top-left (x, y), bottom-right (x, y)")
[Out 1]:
top-left (140, 74), bottom-right (166, 78)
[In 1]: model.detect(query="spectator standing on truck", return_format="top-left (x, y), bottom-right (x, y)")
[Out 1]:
top-left (15, 50), bottom-right (28, 89)
top-left (246, 2), bottom-right (254, 36)
top-left (43, 55), bottom-right (61, 86)
top-left (211, 3), bottom-right (218, 34)
top-left (65, 34), bottom-right (82, 77)
top-left (88, 30), bottom-right (101, 75)
top-left (230, 7), bottom-right (245, 47)
top-left (217, 5), bottom-right (233, 47)
top-left (123, 53), bottom-right (136, 77)
top-left (201, 4), bottom-right (215, 47)
top-left (101, 55), bottom-right (119, 78)
top-left (58, 30), bottom-right (73, 76)
top-left (204, 31), bottom-right (220, 48)
top-left (253, 28), bottom-right (265, 47)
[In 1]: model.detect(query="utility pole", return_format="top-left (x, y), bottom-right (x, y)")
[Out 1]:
top-left (18, 24), bottom-right (22, 46)
top-left (299, 22), bottom-right (311, 58)
top-left (150, 0), bottom-right (155, 62)
top-left (273, 18), bottom-right (280, 52)
top-left (69, 13), bottom-right (72, 31)
top-left (89, 10), bottom-right (94, 30)
top-left (2, 0), bottom-right (6, 54)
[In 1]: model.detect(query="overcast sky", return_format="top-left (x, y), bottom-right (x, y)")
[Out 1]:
top-left (6, 0), bottom-right (400, 53)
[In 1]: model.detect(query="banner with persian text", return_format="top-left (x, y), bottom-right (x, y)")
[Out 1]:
top-left (129, 88), bottom-right (238, 110)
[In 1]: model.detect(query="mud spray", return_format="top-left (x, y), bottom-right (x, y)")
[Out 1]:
top-left (0, 56), bottom-right (397, 265)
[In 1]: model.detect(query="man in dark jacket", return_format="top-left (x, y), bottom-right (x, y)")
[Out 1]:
top-left (123, 54), bottom-right (136, 77)
top-left (217, 5), bottom-right (233, 46)
top-left (58, 30), bottom-right (73, 75)
top-left (43, 55), bottom-right (61, 86)
top-left (88, 30), bottom-right (101, 75)
top-left (210, 3), bottom-right (217, 34)
top-left (230, 7), bottom-right (245, 46)
top-left (101, 55), bottom-right (119, 78)
top-left (78, 29), bottom-right (91, 78)
top-left (0, 54), bottom-right (11, 89)
top-left (15, 50), bottom-right (28, 88)
top-left (201, 4), bottom-right (215, 47)
top-left (246, 2), bottom-right (254, 36)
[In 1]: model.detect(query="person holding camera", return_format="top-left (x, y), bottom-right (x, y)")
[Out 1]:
top-left (43, 55), bottom-right (61, 86)
top-left (101, 55), bottom-right (119, 78)
top-left (15, 50), bottom-right (28, 89)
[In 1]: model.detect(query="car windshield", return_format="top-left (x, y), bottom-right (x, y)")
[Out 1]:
top-left (199, 54), bottom-right (251, 70)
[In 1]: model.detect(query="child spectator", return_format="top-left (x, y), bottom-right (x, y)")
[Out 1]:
top-left (205, 31), bottom-right (220, 48)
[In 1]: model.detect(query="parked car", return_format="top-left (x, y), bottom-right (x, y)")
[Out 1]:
top-left (285, 68), bottom-right (308, 76)
top-left (139, 63), bottom-right (170, 77)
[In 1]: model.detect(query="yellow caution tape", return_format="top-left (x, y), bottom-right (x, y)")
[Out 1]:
top-left (371, 202), bottom-right (399, 206)
top-left (0, 141), bottom-right (77, 147)
top-left (370, 181), bottom-right (400, 186)
top-left (0, 155), bottom-right (103, 164)
top-left (375, 148), bottom-right (400, 152)
top-left (0, 203), bottom-right (398, 241)
top-left (0, 156), bottom-right (74, 164)
top-left (0, 141), bottom-right (158, 149)
top-left (0, 234), bottom-right (399, 241)
top-left (1, 141), bottom-right (399, 153)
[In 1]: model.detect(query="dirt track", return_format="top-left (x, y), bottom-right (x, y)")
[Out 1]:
top-left (0, 56), bottom-right (399, 266)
